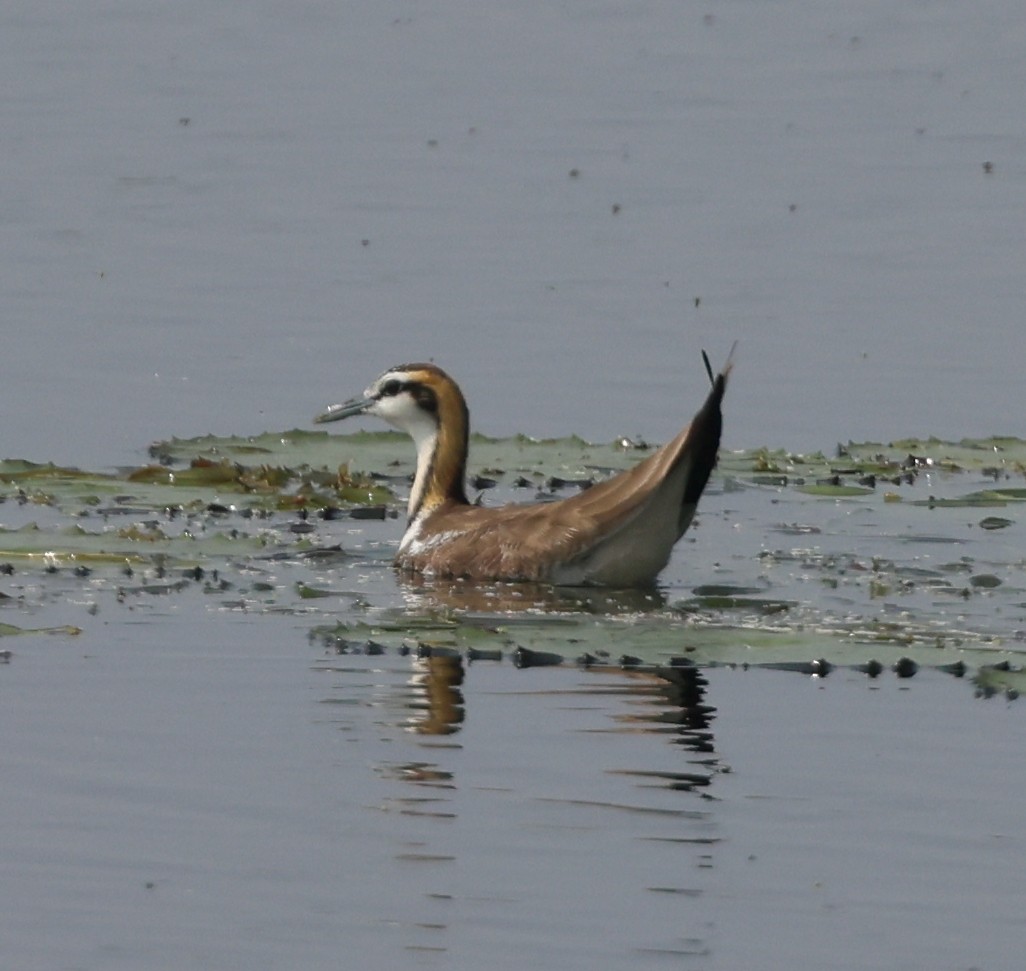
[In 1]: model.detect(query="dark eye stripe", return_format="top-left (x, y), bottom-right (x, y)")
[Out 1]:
top-left (414, 385), bottom-right (438, 413)
top-left (377, 377), bottom-right (437, 414)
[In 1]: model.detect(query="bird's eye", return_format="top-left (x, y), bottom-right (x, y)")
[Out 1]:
top-left (380, 379), bottom-right (402, 397)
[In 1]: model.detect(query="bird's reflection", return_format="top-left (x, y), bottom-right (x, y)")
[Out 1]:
top-left (404, 651), bottom-right (465, 735)
top-left (345, 643), bottom-right (724, 961)
top-left (386, 656), bottom-right (718, 789)
top-left (399, 573), bottom-right (669, 614)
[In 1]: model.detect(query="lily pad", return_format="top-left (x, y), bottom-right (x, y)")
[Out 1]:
top-left (796, 483), bottom-right (875, 498)
top-left (0, 622), bottom-right (82, 637)
top-left (2, 430), bottom-right (1026, 676)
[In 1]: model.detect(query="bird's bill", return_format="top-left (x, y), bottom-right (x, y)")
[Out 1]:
top-left (314, 396), bottom-right (375, 423)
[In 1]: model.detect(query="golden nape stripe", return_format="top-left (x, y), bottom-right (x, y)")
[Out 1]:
top-left (315, 351), bottom-right (732, 587)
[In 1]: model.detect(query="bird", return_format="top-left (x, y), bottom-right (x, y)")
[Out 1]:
top-left (314, 351), bottom-right (731, 587)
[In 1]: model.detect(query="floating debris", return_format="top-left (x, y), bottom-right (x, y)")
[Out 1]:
top-left (1, 431), bottom-right (1024, 692)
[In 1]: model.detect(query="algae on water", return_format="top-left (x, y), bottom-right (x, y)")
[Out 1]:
top-left (1, 432), bottom-right (1024, 682)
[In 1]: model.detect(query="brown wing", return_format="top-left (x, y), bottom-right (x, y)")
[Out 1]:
top-left (398, 361), bottom-right (730, 586)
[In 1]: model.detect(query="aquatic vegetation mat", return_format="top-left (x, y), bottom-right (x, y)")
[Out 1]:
top-left (2, 431), bottom-right (1025, 692)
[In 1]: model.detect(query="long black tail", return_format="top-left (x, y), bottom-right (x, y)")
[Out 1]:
top-left (681, 346), bottom-right (735, 510)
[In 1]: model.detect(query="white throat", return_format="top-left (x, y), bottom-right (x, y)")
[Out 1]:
top-left (368, 394), bottom-right (440, 521)
top-left (407, 425), bottom-right (438, 520)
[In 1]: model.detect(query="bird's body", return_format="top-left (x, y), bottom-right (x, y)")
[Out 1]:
top-left (315, 355), bottom-right (730, 587)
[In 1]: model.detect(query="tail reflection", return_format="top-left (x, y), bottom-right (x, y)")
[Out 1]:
top-left (614, 664), bottom-right (718, 789)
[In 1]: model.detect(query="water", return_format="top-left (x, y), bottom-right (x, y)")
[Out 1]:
top-left (2, 3), bottom-right (1025, 968)
top-left (3, 1), bottom-right (1026, 467)
top-left (2, 614), bottom-right (1021, 970)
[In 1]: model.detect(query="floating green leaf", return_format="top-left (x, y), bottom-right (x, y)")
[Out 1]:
top-left (2, 430), bottom-right (1025, 681)
top-left (0, 622), bottom-right (82, 638)
top-left (796, 483), bottom-right (874, 497)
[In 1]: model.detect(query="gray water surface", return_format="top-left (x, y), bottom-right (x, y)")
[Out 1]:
top-left (4, 1), bottom-right (1026, 466)
top-left (3, 611), bottom-right (1022, 971)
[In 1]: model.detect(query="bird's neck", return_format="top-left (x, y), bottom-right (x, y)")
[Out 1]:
top-left (407, 400), bottom-right (470, 521)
